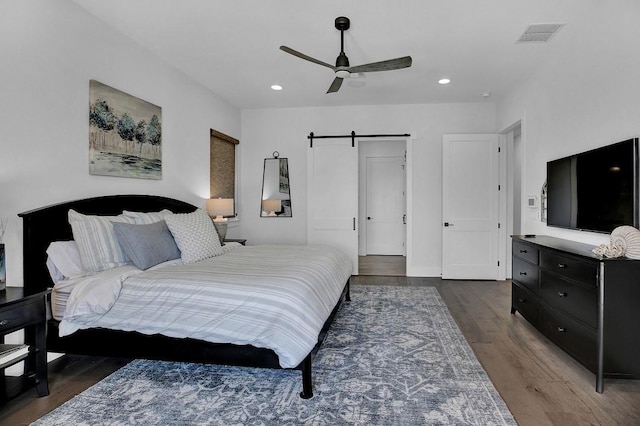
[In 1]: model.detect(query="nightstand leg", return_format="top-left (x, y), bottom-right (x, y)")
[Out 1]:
top-left (25, 300), bottom-right (49, 397)
top-left (34, 320), bottom-right (48, 396)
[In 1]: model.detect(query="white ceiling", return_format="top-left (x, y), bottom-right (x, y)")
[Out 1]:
top-left (70, 0), bottom-right (628, 109)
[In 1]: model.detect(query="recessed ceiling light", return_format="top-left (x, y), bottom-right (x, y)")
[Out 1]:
top-left (438, 78), bottom-right (451, 85)
top-left (271, 84), bottom-right (283, 91)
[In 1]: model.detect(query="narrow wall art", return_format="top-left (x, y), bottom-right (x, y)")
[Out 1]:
top-left (89, 80), bottom-right (162, 179)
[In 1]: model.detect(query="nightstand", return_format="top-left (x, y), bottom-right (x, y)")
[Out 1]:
top-left (224, 238), bottom-right (247, 246)
top-left (0, 287), bottom-right (49, 402)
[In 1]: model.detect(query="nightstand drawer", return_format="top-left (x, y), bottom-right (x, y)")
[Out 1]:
top-left (513, 241), bottom-right (538, 265)
top-left (0, 300), bottom-right (40, 333)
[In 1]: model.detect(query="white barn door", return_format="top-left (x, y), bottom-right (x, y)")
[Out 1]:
top-left (308, 138), bottom-right (359, 274)
top-left (442, 134), bottom-right (499, 279)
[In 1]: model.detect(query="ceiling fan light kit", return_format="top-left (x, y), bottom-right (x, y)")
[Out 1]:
top-left (280, 16), bottom-right (412, 94)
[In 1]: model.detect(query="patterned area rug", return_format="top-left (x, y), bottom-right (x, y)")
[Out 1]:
top-left (33, 286), bottom-right (515, 425)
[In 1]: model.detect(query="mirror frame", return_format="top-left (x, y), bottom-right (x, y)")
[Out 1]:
top-left (260, 157), bottom-right (292, 217)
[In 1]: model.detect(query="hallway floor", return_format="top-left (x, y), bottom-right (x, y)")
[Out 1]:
top-left (358, 255), bottom-right (405, 276)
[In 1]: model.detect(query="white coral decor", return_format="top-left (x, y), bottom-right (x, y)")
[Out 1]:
top-left (592, 243), bottom-right (625, 258)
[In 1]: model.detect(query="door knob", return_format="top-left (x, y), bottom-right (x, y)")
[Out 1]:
top-left (367, 216), bottom-right (373, 220)
top-left (444, 222), bottom-right (454, 227)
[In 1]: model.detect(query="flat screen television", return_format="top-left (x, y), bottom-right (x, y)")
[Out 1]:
top-left (546, 138), bottom-right (639, 233)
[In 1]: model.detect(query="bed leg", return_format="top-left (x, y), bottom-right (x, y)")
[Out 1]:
top-left (299, 354), bottom-right (313, 399)
top-left (345, 278), bottom-right (351, 302)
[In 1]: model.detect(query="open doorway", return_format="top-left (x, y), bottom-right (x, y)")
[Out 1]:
top-left (502, 121), bottom-right (523, 279)
top-left (358, 139), bottom-right (406, 276)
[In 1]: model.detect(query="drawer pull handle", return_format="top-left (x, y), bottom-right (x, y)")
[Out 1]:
top-left (558, 263), bottom-right (567, 269)
top-left (557, 327), bottom-right (566, 333)
top-left (519, 249), bottom-right (527, 253)
top-left (518, 298), bottom-right (526, 303)
top-left (558, 292), bottom-right (567, 297)
top-left (519, 272), bottom-right (527, 276)
top-left (0, 319), bottom-right (9, 326)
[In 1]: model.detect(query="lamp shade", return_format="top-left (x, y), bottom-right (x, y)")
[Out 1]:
top-left (206, 198), bottom-right (234, 219)
top-left (262, 199), bottom-right (281, 216)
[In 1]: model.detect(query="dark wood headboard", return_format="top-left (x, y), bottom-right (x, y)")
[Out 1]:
top-left (19, 195), bottom-right (197, 295)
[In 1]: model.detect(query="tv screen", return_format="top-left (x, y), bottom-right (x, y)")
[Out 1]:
top-left (546, 138), bottom-right (638, 233)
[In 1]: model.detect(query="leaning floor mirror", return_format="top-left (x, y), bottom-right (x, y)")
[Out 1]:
top-left (261, 153), bottom-right (292, 217)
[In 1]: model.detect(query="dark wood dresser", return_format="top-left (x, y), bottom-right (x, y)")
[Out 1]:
top-left (511, 235), bottom-right (640, 393)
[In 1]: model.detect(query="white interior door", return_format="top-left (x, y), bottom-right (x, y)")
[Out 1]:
top-left (366, 156), bottom-right (405, 255)
top-left (308, 138), bottom-right (359, 274)
top-left (442, 134), bottom-right (499, 279)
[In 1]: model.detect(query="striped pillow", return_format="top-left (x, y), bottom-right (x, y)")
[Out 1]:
top-left (122, 209), bottom-right (174, 225)
top-left (68, 209), bottom-right (135, 273)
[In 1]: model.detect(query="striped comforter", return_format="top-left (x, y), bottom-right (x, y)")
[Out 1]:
top-left (58, 244), bottom-right (353, 368)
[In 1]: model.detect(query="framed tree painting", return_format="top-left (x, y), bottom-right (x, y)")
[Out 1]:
top-left (89, 80), bottom-right (162, 179)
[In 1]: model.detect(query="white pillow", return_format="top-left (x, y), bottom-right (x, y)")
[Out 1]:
top-left (46, 257), bottom-right (65, 283)
top-left (164, 209), bottom-right (223, 263)
top-left (122, 209), bottom-right (174, 225)
top-left (46, 241), bottom-right (86, 280)
top-left (68, 209), bottom-right (135, 273)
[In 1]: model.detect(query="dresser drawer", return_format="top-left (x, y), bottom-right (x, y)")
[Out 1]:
top-left (513, 241), bottom-right (539, 265)
top-left (540, 251), bottom-right (598, 285)
top-left (0, 299), bottom-right (41, 334)
top-left (512, 283), bottom-right (539, 324)
top-left (539, 306), bottom-right (597, 373)
top-left (513, 256), bottom-right (539, 292)
top-left (539, 271), bottom-right (597, 328)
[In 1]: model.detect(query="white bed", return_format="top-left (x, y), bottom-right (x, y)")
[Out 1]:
top-left (22, 195), bottom-right (353, 398)
top-left (56, 244), bottom-right (352, 368)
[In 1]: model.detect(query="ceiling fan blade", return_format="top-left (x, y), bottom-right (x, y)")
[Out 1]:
top-left (279, 46), bottom-right (336, 70)
top-left (348, 56), bottom-right (412, 73)
top-left (327, 77), bottom-right (343, 93)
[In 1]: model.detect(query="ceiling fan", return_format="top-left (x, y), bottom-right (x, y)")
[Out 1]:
top-left (280, 16), bottom-right (412, 94)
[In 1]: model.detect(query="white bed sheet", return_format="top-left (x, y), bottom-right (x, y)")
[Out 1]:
top-left (58, 244), bottom-right (352, 368)
top-left (51, 276), bottom-right (84, 321)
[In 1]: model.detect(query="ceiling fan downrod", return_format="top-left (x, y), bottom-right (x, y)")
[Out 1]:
top-left (335, 17), bottom-right (350, 71)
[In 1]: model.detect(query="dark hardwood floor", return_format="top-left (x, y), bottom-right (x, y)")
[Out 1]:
top-left (0, 355), bottom-right (131, 425)
top-left (359, 255), bottom-right (406, 276)
top-left (2, 276), bottom-right (639, 425)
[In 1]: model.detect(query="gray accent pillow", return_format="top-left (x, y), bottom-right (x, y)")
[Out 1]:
top-left (113, 221), bottom-right (181, 270)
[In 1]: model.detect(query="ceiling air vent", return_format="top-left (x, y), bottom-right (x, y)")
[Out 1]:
top-left (517, 23), bottom-right (565, 43)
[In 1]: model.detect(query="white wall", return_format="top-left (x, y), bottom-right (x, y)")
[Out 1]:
top-left (237, 103), bottom-right (496, 276)
top-left (496, 1), bottom-right (640, 246)
top-left (0, 0), bottom-right (240, 285)
top-left (1, 1), bottom-right (498, 281)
